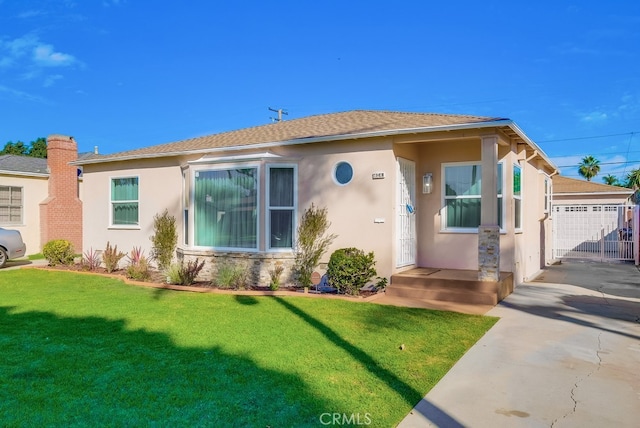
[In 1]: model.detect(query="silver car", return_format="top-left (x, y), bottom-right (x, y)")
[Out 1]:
top-left (0, 228), bottom-right (27, 268)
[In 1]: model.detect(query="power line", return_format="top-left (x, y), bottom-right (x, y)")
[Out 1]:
top-left (622, 133), bottom-right (635, 177)
top-left (538, 131), bottom-right (638, 143)
top-left (557, 160), bottom-right (640, 168)
top-left (268, 107), bottom-right (288, 122)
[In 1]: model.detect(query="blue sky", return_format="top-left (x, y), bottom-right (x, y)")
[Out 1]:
top-left (1, 0), bottom-right (639, 182)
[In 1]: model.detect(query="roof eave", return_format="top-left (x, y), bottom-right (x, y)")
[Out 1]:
top-left (0, 169), bottom-right (49, 178)
top-left (72, 119), bottom-right (517, 166)
top-left (506, 121), bottom-right (558, 172)
top-left (554, 191), bottom-right (634, 196)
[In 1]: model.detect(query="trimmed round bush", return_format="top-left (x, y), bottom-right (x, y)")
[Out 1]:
top-left (42, 239), bottom-right (75, 266)
top-left (327, 247), bottom-right (377, 295)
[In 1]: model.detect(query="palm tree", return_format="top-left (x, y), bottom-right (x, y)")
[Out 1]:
top-left (578, 155), bottom-right (600, 181)
top-left (602, 174), bottom-right (619, 186)
top-left (626, 168), bottom-right (640, 204)
top-left (626, 168), bottom-right (640, 189)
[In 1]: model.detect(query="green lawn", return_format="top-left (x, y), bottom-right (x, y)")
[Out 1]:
top-left (0, 269), bottom-right (497, 427)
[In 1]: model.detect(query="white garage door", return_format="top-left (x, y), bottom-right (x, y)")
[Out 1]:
top-left (553, 204), bottom-right (636, 261)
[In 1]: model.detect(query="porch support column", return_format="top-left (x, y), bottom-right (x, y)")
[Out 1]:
top-left (479, 135), bottom-right (500, 282)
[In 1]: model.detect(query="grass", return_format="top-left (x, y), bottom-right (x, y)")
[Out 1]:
top-left (0, 269), bottom-right (498, 426)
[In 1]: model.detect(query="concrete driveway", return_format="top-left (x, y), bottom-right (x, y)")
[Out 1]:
top-left (398, 260), bottom-right (640, 427)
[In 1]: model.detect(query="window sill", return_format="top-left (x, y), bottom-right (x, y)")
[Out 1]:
top-left (440, 228), bottom-right (507, 235)
top-left (108, 225), bottom-right (141, 230)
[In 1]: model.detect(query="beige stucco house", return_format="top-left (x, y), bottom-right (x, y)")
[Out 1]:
top-left (74, 110), bottom-right (557, 294)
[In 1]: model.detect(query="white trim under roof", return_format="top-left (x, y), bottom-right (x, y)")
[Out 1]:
top-left (188, 151), bottom-right (282, 164)
top-left (0, 169), bottom-right (49, 178)
top-left (554, 191), bottom-right (633, 196)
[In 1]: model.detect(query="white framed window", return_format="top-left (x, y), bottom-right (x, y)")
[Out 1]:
top-left (442, 162), bottom-right (503, 231)
top-left (193, 166), bottom-right (259, 250)
top-left (110, 177), bottom-right (139, 227)
top-left (0, 186), bottom-right (23, 224)
top-left (514, 164), bottom-right (522, 231)
top-left (543, 175), bottom-right (551, 214)
top-left (267, 165), bottom-right (297, 250)
top-left (182, 169), bottom-right (189, 245)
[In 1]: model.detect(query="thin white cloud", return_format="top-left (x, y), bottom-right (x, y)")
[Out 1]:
top-left (0, 34), bottom-right (81, 89)
top-left (0, 34), bottom-right (38, 67)
top-left (0, 84), bottom-right (47, 103)
top-left (1, 34), bottom-right (80, 69)
top-left (102, 0), bottom-right (125, 6)
top-left (18, 9), bottom-right (47, 19)
top-left (33, 44), bottom-right (77, 67)
top-left (43, 74), bottom-right (63, 88)
top-left (580, 111), bottom-right (608, 123)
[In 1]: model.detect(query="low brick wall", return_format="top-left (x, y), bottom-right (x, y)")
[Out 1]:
top-left (177, 247), bottom-right (297, 287)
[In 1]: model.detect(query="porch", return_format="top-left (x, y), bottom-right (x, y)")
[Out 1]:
top-left (374, 268), bottom-right (514, 315)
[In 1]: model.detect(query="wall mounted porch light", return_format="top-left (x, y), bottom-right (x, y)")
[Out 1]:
top-left (422, 173), bottom-right (433, 194)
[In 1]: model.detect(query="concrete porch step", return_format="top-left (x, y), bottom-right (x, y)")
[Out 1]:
top-left (387, 284), bottom-right (499, 305)
top-left (387, 268), bottom-right (513, 308)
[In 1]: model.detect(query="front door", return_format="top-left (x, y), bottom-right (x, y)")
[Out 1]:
top-left (396, 157), bottom-right (416, 267)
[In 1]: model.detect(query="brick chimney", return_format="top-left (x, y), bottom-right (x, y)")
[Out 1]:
top-left (39, 135), bottom-right (83, 252)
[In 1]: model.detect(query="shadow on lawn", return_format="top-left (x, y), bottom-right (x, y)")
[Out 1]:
top-left (0, 305), bottom-right (332, 426)
top-left (272, 298), bottom-right (465, 428)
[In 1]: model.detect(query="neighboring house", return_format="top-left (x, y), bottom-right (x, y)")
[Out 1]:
top-left (551, 175), bottom-right (636, 262)
top-left (553, 175), bottom-right (634, 205)
top-left (74, 110), bottom-right (557, 290)
top-left (0, 155), bottom-right (48, 254)
top-left (0, 135), bottom-right (83, 255)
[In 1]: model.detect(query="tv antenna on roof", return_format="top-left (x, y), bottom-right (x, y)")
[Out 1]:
top-left (269, 107), bottom-right (288, 122)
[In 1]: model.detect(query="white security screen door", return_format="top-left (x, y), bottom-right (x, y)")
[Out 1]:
top-left (396, 157), bottom-right (416, 267)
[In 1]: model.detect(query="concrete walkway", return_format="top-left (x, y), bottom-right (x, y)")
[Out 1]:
top-left (399, 261), bottom-right (640, 427)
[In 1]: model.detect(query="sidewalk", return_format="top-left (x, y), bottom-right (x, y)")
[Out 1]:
top-left (398, 267), bottom-right (640, 427)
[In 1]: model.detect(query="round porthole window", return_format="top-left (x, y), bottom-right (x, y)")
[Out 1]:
top-left (334, 161), bottom-right (353, 185)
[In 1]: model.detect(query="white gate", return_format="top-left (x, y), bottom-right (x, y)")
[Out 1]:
top-left (396, 158), bottom-right (416, 267)
top-left (553, 204), bottom-right (636, 261)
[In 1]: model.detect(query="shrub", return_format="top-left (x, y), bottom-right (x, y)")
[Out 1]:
top-left (327, 247), bottom-right (377, 295)
top-left (42, 239), bottom-right (75, 266)
top-left (81, 248), bottom-right (101, 271)
top-left (215, 262), bottom-right (248, 289)
top-left (103, 241), bottom-right (126, 273)
top-left (166, 259), bottom-right (206, 286)
top-left (268, 263), bottom-right (285, 291)
top-left (293, 204), bottom-right (337, 287)
top-left (126, 246), bottom-right (151, 281)
top-left (165, 263), bottom-right (182, 285)
top-left (150, 209), bottom-right (177, 271)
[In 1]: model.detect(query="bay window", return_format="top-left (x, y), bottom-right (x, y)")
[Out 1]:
top-left (194, 168), bottom-right (258, 249)
top-left (268, 166), bottom-right (296, 249)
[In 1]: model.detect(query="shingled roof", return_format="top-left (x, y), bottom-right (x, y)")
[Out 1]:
top-left (75, 110), bottom-right (510, 164)
top-left (0, 155), bottom-right (48, 176)
top-left (553, 175), bottom-right (634, 194)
